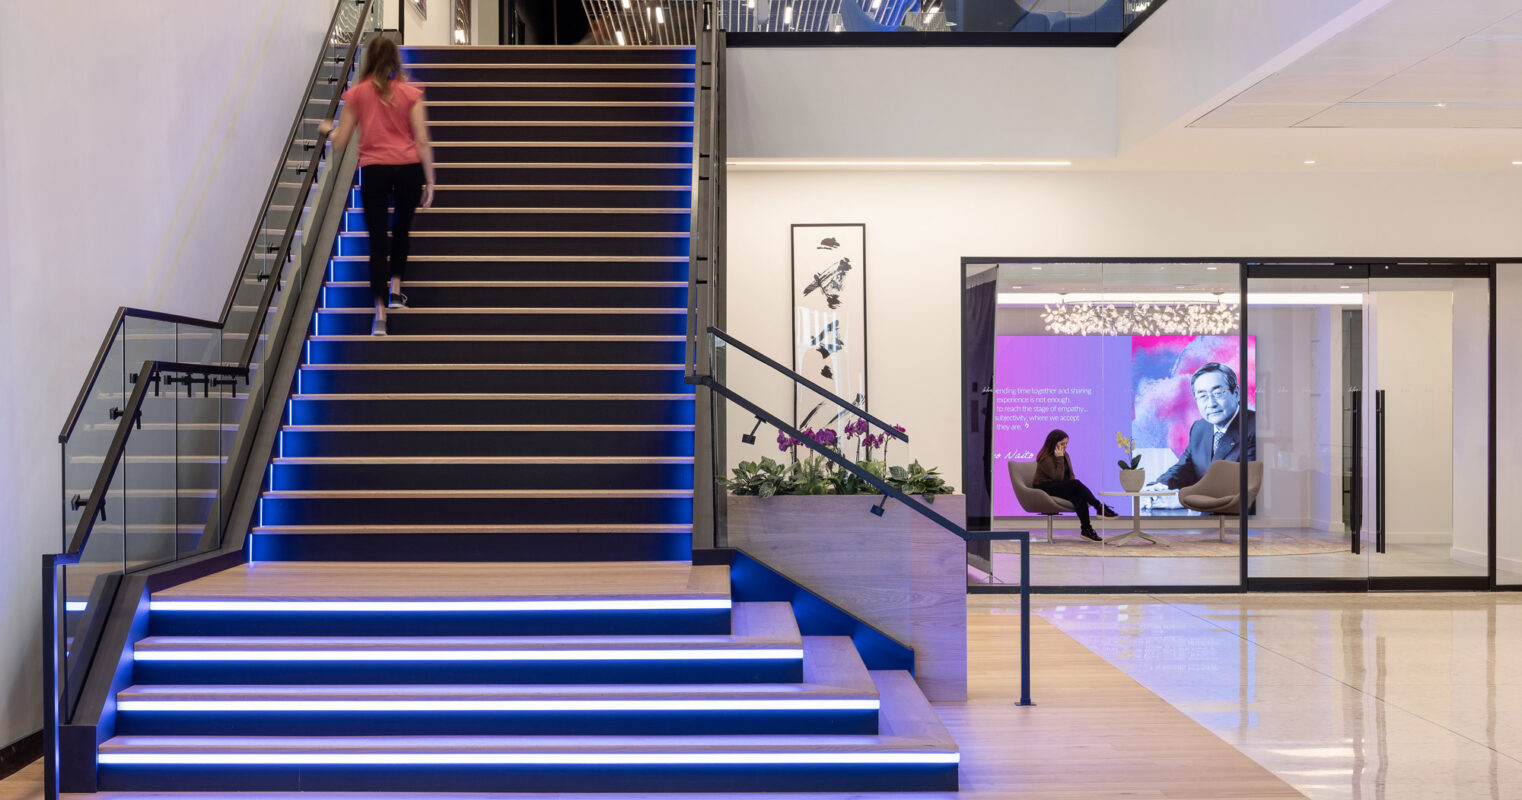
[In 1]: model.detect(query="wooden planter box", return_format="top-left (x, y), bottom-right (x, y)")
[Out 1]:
top-left (725, 493), bottom-right (967, 701)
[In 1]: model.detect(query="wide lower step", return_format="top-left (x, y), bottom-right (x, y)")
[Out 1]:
top-left (336, 231), bottom-right (688, 258)
top-left (303, 334), bottom-right (686, 365)
top-left (328, 255), bottom-right (689, 282)
top-left (313, 308), bottom-right (687, 336)
top-left (96, 673), bottom-right (956, 792)
top-left (133, 600), bottom-right (798, 685)
top-left (258, 489), bottom-right (694, 527)
top-left (424, 100), bottom-right (695, 123)
top-left (431, 164), bottom-right (690, 187)
top-left (408, 65), bottom-right (695, 85)
top-left (318, 280), bottom-right (688, 308)
top-left (276, 424), bottom-right (693, 458)
top-left (295, 364), bottom-right (689, 394)
top-left (248, 523), bottom-right (693, 562)
top-left (118, 638), bottom-right (871, 736)
top-left (345, 207), bottom-right (691, 233)
top-left (149, 562), bottom-right (728, 636)
top-left (284, 393), bottom-right (694, 425)
top-left (428, 120), bottom-right (695, 143)
top-left (268, 456), bottom-right (693, 490)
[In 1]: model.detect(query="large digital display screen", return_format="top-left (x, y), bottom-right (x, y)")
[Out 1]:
top-left (991, 335), bottom-right (1256, 517)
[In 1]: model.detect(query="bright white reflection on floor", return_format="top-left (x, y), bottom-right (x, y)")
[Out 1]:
top-left (1020, 593), bottom-right (1522, 800)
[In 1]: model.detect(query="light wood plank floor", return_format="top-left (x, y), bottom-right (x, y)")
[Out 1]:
top-left (0, 600), bottom-right (1303, 800)
top-left (155, 562), bottom-right (729, 602)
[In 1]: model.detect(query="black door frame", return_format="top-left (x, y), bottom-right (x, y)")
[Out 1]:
top-left (962, 257), bottom-right (1505, 594)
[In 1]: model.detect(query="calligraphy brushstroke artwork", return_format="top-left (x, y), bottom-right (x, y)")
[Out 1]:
top-left (790, 224), bottom-right (867, 430)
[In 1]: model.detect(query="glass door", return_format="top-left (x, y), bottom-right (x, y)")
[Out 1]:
top-left (1247, 264), bottom-right (1493, 587)
top-left (1245, 271), bottom-right (1370, 583)
top-left (1366, 271), bottom-right (1490, 582)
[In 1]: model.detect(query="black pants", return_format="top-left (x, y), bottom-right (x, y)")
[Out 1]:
top-left (359, 162), bottom-right (425, 303)
top-left (1035, 479), bottom-right (1103, 530)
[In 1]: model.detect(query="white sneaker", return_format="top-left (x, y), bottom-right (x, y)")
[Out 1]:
top-left (372, 317), bottom-right (387, 336)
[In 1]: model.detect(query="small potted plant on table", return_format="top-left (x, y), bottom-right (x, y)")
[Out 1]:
top-left (1116, 431), bottom-right (1145, 492)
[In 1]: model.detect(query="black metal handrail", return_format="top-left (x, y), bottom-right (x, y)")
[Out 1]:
top-left (63, 360), bottom-right (247, 555)
top-left (58, 308), bottom-right (223, 444)
top-left (216, 0), bottom-right (361, 324)
top-left (237, 0), bottom-right (372, 370)
top-left (57, 0), bottom-right (375, 446)
top-left (709, 326), bottom-right (908, 443)
top-left (685, 0), bottom-right (721, 383)
top-left (696, 328), bottom-right (1034, 707)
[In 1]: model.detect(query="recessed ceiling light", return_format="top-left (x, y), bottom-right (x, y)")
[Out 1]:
top-left (1008, 285), bottom-right (1024, 290)
top-left (1207, 266), bottom-right (1219, 271)
top-left (1303, 160), bottom-right (1316, 165)
top-left (1031, 266), bottom-right (1043, 271)
top-left (1513, 161), bottom-right (1522, 166)
top-left (1435, 102), bottom-right (1448, 108)
top-left (1340, 285), bottom-right (1351, 289)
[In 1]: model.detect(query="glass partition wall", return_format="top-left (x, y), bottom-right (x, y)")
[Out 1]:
top-left (965, 260), bottom-right (1498, 592)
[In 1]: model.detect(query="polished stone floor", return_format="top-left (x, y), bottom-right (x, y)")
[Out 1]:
top-left (1010, 592), bottom-right (1522, 800)
top-left (978, 525), bottom-right (1497, 587)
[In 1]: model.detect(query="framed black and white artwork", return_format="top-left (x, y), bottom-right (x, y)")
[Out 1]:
top-left (790, 223), bottom-right (867, 431)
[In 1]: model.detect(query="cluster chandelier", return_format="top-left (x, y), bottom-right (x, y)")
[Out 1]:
top-left (1041, 295), bottom-right (1239, 336)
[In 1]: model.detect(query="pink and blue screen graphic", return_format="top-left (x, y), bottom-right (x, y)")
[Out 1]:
top-left (991, 335), bottom-right (1255, 517)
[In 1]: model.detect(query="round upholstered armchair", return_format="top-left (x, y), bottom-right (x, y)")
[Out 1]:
top-left (1007, 461), bottom-right (1078, 544)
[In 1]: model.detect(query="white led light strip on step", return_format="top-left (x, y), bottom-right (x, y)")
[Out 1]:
top-left (117, 698), bottom-right (880, 712)
top-left (99, 751), bottom-right (958, 766)
top-left (149, 599), bottom-right (732, 612)
top-left (134, 648), bottom-right (803, 662)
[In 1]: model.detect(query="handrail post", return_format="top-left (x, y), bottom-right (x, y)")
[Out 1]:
top-left (1019, 532), bottom-right (1033, 706)
top-left (42, 554), bottom-right (65, 800)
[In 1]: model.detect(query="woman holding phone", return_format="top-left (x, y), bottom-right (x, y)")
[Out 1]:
top-left (1034, 429), bottom-right (1119, 542)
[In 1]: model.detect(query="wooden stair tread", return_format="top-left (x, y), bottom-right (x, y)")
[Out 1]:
top-left (323, 280), bottom-right (686, 287)
top-left (269, 455), bottom-right (692, 464)
top-left (300, 363), bottom-right (684, 371)
top-left (408, 187), bottom-right (692, 193)
top-left (279, 423), bottom-right (692, 432)
top-left (386, 206), bottom-right (691, 212)
top-left (122, 639), bottom-right (866, 703)
top-left (260, 489), bottom-right (694, 498)
top-left (316, 308), bottom-right (687, 315)
top-left (288, 393), bottom-right (692, 400)
top-left (136, 602), bottom-right (794, 653)
top-left (155, 562), bottom-right (729, 602)
top-left (871, 671), bottom-right (958, 748)
top-left (251, 523), bottom-right (693, 534)
top-left (335, 230), bottom-right (689, 237)
top-left (305, 334), bottom-right (683, 341)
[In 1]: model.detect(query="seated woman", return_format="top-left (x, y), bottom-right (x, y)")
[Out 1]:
top-left (1034, 429), bottom-right (1118, 542)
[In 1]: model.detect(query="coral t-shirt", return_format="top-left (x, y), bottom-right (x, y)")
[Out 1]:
top-left (341, 78), bottom-right (424, 166)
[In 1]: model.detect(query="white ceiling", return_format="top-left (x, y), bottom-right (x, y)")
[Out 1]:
top-left (1192, 0), bottom-right (1522, 129)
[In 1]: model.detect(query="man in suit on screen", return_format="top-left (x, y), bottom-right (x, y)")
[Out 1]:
top-left (1148, 362), bottom-right (1256, 490)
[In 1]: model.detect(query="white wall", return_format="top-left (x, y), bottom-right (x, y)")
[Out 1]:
top-left (405, 0), bottom-right (458, 44)
top-left (0, 0), bottom-right (336, 751)
top-left (726, 48), bottom-right (1116, 159)
top-left (725, 168), bottom-right (1522, 499)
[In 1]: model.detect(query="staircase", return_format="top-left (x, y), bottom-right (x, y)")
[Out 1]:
top-left (89, 45), bottom-right (958, 794)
